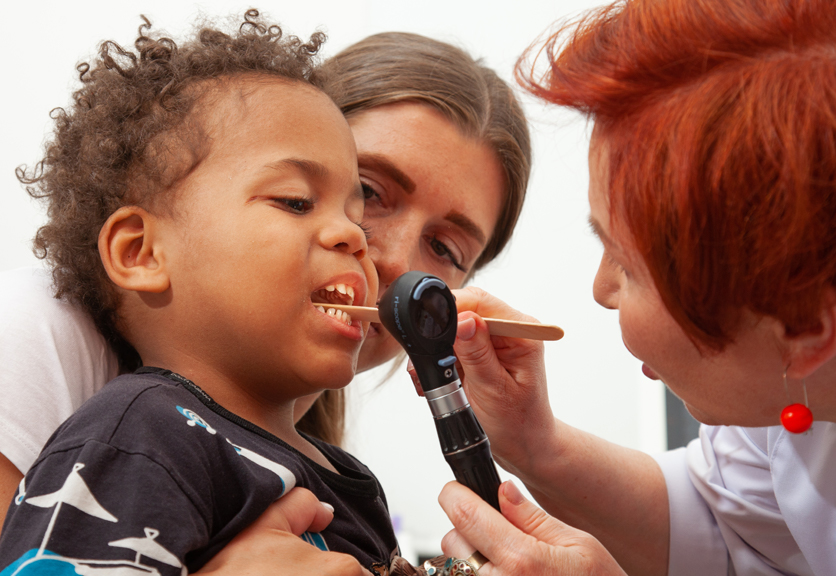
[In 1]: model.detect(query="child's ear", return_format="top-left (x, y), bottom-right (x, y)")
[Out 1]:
top-left (784, 287), bottom-right (836, 379)
top-left (98, 206), bottom-right (170, 293)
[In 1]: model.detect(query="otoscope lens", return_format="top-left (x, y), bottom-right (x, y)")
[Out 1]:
top-left (413, 287), bottom-right (450, 339)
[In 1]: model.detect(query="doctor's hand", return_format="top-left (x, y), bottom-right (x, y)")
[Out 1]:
top-left (440, 481), bottom-right (627, 576)
top-left (448, 287), bottom-right (556, 475)
top-left (198, 486), bottom-right (372, 576)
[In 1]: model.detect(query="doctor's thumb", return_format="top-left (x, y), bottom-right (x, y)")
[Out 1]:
top-left (454, 312), bottom-right (502, 381)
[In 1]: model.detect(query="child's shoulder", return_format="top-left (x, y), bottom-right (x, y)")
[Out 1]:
top-left (68, 369), bottom-right (193, 426)
top-left (39, 369), bottom-right (217, 462)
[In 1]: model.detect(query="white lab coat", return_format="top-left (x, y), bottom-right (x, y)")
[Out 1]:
top-left (655, 423), bottom-right (836, 575)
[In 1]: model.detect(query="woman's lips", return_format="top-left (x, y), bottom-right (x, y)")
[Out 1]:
top-left (641, 363), bottom-right (660, 380)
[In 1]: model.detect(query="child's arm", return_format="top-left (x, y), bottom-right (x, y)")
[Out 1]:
top-left (198, 487), bottom-right (374, 576)
top-left (0, 440), bottom-right (209, 576)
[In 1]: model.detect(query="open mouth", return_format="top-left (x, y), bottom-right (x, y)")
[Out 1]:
top-left (311, 284), bottom-right (355, 326)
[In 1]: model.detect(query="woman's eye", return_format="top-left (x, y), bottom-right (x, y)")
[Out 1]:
top-left (606, 252), bottom-right (626, 274)
top-left (361, 182), bottom-right (381, 202)
top-left (275, 198), bottom-right (314, 214)
top-left (429, 236), bottom-right (466, 272)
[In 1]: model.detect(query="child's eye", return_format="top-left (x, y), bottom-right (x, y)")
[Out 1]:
top-left (274, 197), bottom-right (314, 214)
top-left (356, 221), bottom-right (372, 241)
top-left (429, 235), bottom-right (466, 272)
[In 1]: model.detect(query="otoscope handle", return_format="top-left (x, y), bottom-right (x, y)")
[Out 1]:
top-left (434, 408), bottom-right (502, 511)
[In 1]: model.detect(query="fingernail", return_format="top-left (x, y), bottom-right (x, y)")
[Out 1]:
top-left (502, 481), bottom-right (525, 506)
top-left (457, 317), bottom-right (477, 341)
top-left (321, 502), bottom-right (335, 513)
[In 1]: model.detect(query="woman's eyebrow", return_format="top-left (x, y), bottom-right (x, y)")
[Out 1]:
top-left (445, 211), bottom-right (487, 245)
top-left (357, 153), bottom-right (416, 193)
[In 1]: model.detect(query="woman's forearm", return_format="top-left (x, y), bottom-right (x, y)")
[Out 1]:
top-left (0, 453), bottom-right (23, 536)
top-left (498, 419), bottom-right (670, 576)
top-left (451, 289), bottom-right (671, 575)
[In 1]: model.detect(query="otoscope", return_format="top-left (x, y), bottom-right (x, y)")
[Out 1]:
top-left (378, 271), bottom-right (502, 511)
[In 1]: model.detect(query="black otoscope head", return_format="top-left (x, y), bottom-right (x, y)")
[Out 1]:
top-left (378, 271), bottom-right (503, 512)
top-left (378, 271), bottom-right (459, 392)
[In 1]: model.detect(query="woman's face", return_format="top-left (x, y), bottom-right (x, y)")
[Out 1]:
top-left (587, 135), bottom-right (788, 427)
top-left (349, 102), bottom-right (505, 371)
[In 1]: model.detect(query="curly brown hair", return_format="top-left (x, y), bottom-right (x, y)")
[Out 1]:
top-left (18, 10), bottom-right (327, 372)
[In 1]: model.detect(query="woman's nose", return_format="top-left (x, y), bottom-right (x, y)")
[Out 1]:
top-left (592, 254), bottom-right (619, 310)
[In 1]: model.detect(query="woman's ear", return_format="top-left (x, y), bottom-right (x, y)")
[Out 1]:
top-left (98, 206), bottom-right (170, 294)
top-left (784, 287), bottom-right (836, 379)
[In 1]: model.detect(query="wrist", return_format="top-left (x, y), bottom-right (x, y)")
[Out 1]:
top-left (491, 415), bottom-right (563, 486)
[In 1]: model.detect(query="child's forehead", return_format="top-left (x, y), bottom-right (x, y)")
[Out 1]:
top-left (193, 77), bottom-right (344, 145)
top-left (167, 75), bottom-right (356, 193)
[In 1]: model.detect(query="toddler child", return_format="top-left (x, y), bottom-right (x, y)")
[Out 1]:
top-left (0, 11), bottom-right (403, 575)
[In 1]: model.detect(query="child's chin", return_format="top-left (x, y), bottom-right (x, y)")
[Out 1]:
top-left (319, 357), bottom-right (359, 387)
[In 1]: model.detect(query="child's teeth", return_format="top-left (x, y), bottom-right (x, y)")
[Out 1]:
top-left (316, 305), bottom-right (353, 326)
top-left (326, 285), bottom-right (335, 292)
top-left (347, 287), bottom-right (355, 302)
top-left (336, 284), bottom-right (347, 295)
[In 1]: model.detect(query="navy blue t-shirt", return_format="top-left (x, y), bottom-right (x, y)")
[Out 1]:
top-left (0, 368), bottom-right (399, 576)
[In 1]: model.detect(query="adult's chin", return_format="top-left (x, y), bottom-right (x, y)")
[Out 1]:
top-left (357, 323), bottom-right (403, 373)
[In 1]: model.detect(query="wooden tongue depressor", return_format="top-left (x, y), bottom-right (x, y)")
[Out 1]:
top-left (325, 304), bottom-right (564, 341)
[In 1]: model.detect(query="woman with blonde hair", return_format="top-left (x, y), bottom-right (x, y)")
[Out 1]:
top-left (0, 22), bottom-right (530, 576)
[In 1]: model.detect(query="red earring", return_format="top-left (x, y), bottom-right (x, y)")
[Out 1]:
top-left (781, 369), bottom-right (813, 434)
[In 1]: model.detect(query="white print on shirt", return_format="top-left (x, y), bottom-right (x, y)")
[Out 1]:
top-left (3, 462), bottom-right (186, 576)
top-left (13, 477), bottom-right (25, 506)
top-left (175, 406), bottom-right (217, 435)
top-left (173, 404), bottom-right (321, 551)
top-left (226, 439), bottom-right (297, 495)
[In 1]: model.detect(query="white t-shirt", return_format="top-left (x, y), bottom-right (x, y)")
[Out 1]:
top-left (656, 423), bottom-right (836, 576)
top-left (0, 267), bottom-right (118, 473)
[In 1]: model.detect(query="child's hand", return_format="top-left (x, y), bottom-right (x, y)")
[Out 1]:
top-left (198, 487), bottom-right (372, 576)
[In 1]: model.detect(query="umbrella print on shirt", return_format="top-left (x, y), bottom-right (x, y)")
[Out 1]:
top-left (108, 528), bottom-right (186, 576)
top-left (25, 463), bottom-right (118, 557)
top-left (1, 463), bottom-right (184, 576)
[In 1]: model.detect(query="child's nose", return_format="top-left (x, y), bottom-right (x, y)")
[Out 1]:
top-left (321, 216), bottom-right (368, 260)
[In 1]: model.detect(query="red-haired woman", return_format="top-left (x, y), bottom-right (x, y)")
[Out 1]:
top-left (438, 0), bottom-right (836, 575)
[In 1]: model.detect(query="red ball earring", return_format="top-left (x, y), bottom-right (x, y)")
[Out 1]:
top-left (781, 369), bottom-right (813, 434)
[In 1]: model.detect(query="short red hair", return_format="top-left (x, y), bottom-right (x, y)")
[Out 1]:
top-left (518, 0), bottom-right (836, 349)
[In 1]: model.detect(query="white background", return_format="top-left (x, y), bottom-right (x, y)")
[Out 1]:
top-left (0, 0), bottom-right (665, 561)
